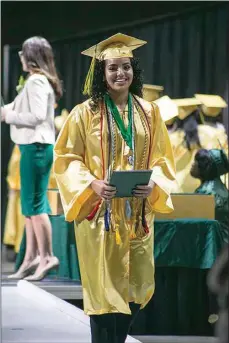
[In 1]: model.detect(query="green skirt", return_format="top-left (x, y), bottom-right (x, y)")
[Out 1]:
top-left (19, 143), bottom-right (53, 216)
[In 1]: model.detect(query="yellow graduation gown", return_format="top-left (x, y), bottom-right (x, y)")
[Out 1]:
top-left (3, 145), bottom-right (24, 252)
top-left (170, 124), bottom-right (228, 193)
top-left (54, 96), bottom-right (176, 315)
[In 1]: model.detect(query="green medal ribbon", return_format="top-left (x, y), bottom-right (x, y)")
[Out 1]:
top-left (105, 93), bottom-right (133, 149)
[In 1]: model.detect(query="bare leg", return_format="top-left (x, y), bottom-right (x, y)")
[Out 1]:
top-left (31, 213), bottom-right (53, 259)
top-left (23, 217), bottom-right (38, 261)
top-left (8, 217), bottom-right (39, 279)
top-left (30, 213), bottom-right (58, 276)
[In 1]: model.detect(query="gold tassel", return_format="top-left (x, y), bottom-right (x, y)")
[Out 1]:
top-left (83, 54), bottom-right (96, 96)
top-left (130, 232), bottom-right (137, 239)
top-left (129, 220), bottom-right (137, 240)
top-left (198, 108), bottom-right (205, 125)
top-left (115, 225), bottom-right (121, 245)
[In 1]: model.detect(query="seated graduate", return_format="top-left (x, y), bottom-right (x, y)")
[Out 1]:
top-left (190, 148), bottom-right (229, 243)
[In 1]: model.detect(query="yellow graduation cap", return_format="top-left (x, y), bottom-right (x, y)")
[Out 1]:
top-left (81, 33), bottom-right (147, 96)
top-left (194, 94), bottom-right (228, 117)
top-left (173, 98), bottom-right (201, 120)
top-left (142, 84), bottom-right (164, 102)
top-left (154, 96), bottom-right (178, 125)
top-left (54, 109), bottom-right (69, 132)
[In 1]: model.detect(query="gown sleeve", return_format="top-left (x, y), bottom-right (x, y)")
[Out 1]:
top-left (53, 104), bottom-right (99, 222)
top-left (6, 145), bottom-right (21, 191)
top-left (148, 103), bottom-right (176, 213)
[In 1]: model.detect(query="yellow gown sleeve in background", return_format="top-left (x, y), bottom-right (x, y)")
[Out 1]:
top-left (6, 145), bottom-right (21, 190)
top-left (48, 166), bottom-right (58, 189)
top-left (3, 145), bottom-right (24, 252)
top-left (148, 103), bottom-right (176, 213)
top-left (53, 105), bottom-right (99, 222)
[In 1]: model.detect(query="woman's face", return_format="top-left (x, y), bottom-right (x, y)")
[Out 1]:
top-left (104, 57), bottom-right (133, 93)
top-left (18, 51), bottom-right (29, 72)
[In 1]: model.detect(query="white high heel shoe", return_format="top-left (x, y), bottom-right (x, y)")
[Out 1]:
top-left (8, 255), bottom-right (41, 279)
top-left (24, 256), bottom-right (59, 282)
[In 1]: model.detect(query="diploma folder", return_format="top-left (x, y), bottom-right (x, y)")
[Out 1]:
top-left (110, 170), bottom-right (152, 198)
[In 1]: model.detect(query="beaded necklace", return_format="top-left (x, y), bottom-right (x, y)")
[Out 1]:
top-left (104, 94), bottom-right (135, 243)
top-left (104, 93), bottom-right (152, 241)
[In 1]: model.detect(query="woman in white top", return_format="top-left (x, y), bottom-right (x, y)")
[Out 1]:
top-left (1, 36), bottom-right (62, 281)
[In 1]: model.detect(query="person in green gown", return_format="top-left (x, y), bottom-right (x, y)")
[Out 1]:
top-left (190, 148), bottom-right (229, 243)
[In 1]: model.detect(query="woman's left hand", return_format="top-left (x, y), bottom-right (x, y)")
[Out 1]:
top-left (133, 179), bottom-right (155, 198)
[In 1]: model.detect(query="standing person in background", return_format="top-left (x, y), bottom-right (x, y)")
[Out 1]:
top-left (169, 97), bottom-right (228, 193)
top-left (194, 94), bottom-right (228, 131)
top-left (54, 33), bottom-right (176, 343)
top-left (171, 96), bottom-right (228, 193)
top-left (168, 98), bottom-right (202, 192)
top-left (153, 95), bottom-right (178, 133)
top-left (142, 83), bottom-right (164, 102)
top-left (141, 85), bottom-right (179, 133)
top-left (195, 94), bottom-right (228, 188)
top-left (1, 36), bottom-right (62, 281)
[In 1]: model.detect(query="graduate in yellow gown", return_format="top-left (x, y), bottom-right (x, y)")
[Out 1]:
top-left (143, 92), bottom-right (179, 191)
top-left (142, 83), bottom-right (164, 102)
top-left (169, 97), bottom-right (228, 193)
top-left (195, 94), bottom-right (228, 188)
top-left (54, 33), bottom-right (176, 343)
top-left (142, 86), bottom-right (179, 133)
top-left (153, 95), bottom-right (179, 131)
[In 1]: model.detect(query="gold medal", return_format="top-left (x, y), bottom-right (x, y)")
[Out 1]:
top-left (128, 155), bottom-right (134, 166)
top-left (124, 144), bottom-right (130, 156)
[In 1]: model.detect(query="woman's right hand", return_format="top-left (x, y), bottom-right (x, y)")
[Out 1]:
top-left (1, 107), bottom-right (6, 121)
top-left (91, 180), bottom-right (116, 200)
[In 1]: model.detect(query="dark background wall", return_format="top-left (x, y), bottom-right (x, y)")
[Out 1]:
top-left (1, 1), bottom-right (215, 46)
top-left (1, 1), bottom-right (228, 234)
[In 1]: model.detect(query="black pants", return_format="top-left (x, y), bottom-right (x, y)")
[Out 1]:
top-left (90, 303), bottom-right (140, 343)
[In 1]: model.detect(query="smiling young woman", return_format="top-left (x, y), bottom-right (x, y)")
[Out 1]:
top-left (53, 33), bottom-right (176, 343)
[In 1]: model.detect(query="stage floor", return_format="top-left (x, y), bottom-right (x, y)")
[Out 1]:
top-left (1, 282), bottom-right (140, 343)
top-left (1, 277), bottom-right (219, 343)
top-left (2, 272), bottom-right (83, 299)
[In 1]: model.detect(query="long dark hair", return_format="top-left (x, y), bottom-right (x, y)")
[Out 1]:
top-left (194, 149), bottom-right (217, 180)
top-left (22, 36), bottom-right (63, 100)
top-left (195, 148), bottom-right (229, 181)
top-left (204, 113), bottom-right (223, 125)
top-left (177, 110), bottom-right (201, 151)
top-left (88, 57), bottom-right (143, 111)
